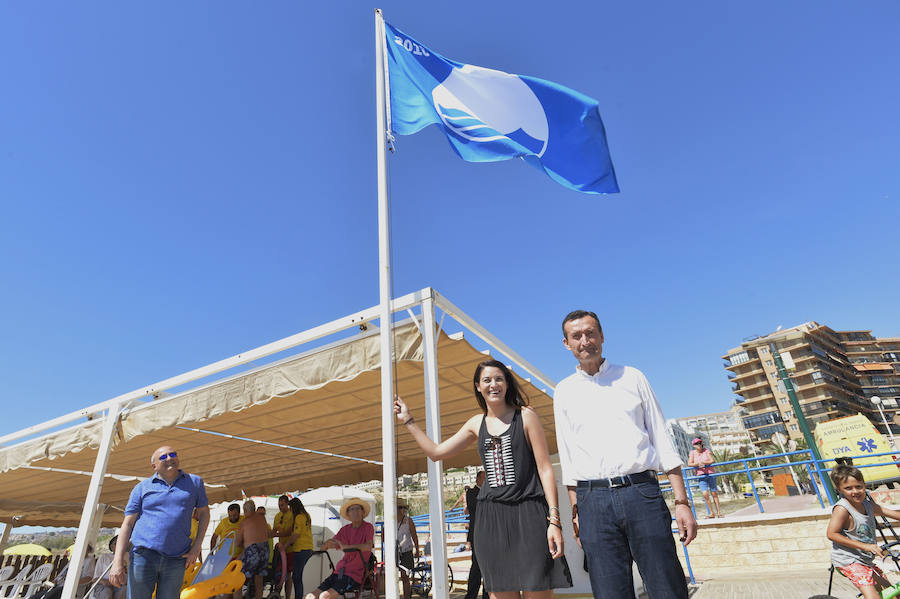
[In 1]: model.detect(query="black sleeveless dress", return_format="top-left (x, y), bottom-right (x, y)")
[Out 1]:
top-left (473, 409), bottom-right (572, 592)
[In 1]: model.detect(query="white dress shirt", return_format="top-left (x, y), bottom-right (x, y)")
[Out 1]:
top-left (553, 359), bottom-right (683, 486)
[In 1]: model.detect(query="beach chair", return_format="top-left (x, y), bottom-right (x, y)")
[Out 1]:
top-left (0, 567), bottom-right (13, 583)
top-left (343, 551), bottom-right (380, 599)
top-left (21, 563), bottom-right (54, 599)
top-left (0, 563), bottom-right (33, 599)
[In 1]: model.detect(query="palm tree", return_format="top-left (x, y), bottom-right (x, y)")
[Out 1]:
top-left (710, 448), bottom-right (745, 498)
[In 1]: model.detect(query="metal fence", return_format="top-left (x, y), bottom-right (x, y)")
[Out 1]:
top-left (673, 449), bottom-right (900, 514)
top-left (375, 451), bottom-right (898, 589)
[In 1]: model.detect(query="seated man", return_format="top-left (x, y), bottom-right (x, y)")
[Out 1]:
top-left (305, 498), bottom-right (374, 599)
top-left (39, 544), bottom-right (97, 599)
top-left (235, 500), bottom-right (270, 599)
top-left (89, 537), bottom-right (126, 599)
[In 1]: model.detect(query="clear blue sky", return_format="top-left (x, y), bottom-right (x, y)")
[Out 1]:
top-left (1, 1), bottom-right (898, 440)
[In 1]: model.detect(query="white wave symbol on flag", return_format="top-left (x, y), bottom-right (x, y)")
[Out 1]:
top-left (431, 64), bottom-right (549, 157)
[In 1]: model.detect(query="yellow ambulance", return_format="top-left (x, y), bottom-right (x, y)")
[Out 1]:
top-left (814, 413), bottom-right (900, 485)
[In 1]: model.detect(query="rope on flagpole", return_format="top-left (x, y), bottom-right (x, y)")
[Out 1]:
top-left (383, 19), bottom-right (404, 507)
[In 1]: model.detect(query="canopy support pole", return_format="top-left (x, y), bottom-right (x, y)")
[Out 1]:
top-left (422, 295), bottom-right (449, 599)
top-left (0, 519), bottom-right (12, 554)
top-left (375, 9), bottom-right (398, 599)
top-left (61, 401), bottom-right (121, 599)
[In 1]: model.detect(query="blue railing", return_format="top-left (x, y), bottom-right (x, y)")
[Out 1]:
top-left (378, 451), bottom-right (897, 590)
top-left (671, 449), bottom-right (900, 514)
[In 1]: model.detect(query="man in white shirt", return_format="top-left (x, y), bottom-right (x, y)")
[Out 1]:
top-left (553, 310), bottom-right (697, 599)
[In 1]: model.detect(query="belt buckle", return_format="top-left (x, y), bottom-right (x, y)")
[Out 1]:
top-left (609, 475), bottom-right (628, 488)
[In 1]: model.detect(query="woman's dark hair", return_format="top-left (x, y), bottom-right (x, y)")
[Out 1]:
top-left (289, 497), bottom-right (311, 526)
top-left (830, 463), bottom-right (865, 489)
top-left (472, 359), bottom-right (529, 414)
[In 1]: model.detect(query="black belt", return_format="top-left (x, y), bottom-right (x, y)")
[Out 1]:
top-left (577, 470), bottom-right (656, 489)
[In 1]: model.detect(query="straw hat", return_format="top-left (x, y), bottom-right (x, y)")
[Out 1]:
top-left (340, 497), bottom-right (371, 520)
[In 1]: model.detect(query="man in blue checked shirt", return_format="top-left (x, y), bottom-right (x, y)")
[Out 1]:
top-left (110, 446), bottom-right (210, 599)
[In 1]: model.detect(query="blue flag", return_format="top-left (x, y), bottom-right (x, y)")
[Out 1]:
top-left (385, 22), bottom-right (619, 194)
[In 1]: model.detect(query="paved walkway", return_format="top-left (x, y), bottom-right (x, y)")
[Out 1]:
top-left (685, 568), bottom-right (861, 598)
top-left (726, 493), bottom-right (825, 517)
top-left (445, 567), bottom-right (862, 598)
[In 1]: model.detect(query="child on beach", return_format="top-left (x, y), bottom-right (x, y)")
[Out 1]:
top-left (827, 464), bottom-right (900, 599)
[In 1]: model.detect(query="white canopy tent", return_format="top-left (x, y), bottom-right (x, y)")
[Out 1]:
top-left (0, 287), bottom-right (557, 599)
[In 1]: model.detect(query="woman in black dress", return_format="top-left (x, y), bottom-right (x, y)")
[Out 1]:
top-left (394, 359), bottom-right (571, 599)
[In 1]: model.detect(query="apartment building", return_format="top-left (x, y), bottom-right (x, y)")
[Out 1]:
top-left (667, 419), bottom-right (699, 464)
top-left (723, 322), bottom-right (900, 446)
top-left (676, 406), bottom-right (754, 455)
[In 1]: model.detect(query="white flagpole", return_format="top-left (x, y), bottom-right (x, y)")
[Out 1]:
top-left (374, 9), bottom-right (399, 599)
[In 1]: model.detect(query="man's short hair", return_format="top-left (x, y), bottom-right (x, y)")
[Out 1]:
top-left (228, 503), bottom-right (240, 512)
top-left (278, 494), bottom-right (289, 503)
top-left (562, 310), bottom-right (603, 338)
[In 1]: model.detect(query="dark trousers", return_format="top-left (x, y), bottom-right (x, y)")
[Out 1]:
top-left (464, 539), bottom-right (487, 599)
top-left (578, 478), bottom-right (688, 599)
top-left (291, 549), bottom-right (313, 599)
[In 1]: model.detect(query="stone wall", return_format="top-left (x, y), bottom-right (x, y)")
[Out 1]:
top-left (676, 508), bottom-right (834, 579)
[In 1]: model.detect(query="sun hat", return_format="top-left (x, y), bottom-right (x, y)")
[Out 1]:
top-left (691, 437), bottom-right (703, 445)
top-left (339, 497), bottom-right (371, 520)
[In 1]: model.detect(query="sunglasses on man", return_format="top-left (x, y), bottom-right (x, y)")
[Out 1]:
top-left (158, 452), bottom-right (178, 461)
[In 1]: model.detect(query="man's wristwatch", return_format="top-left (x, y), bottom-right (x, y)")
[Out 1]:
top-left (674, 499), bottom-right (690, 507)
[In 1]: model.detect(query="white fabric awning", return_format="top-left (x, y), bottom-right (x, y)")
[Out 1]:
top-left (0, 322), bottom-right (557, 527)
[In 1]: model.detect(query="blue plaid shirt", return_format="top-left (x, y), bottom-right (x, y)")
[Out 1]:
top-left (126, 470), bottom-right (208, 558)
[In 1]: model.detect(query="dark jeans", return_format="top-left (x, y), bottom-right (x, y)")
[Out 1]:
top-left (577, 478), bottom-right (688, 599)
top-left (128, 547), bottom-right (187, 599)
top-left (463, 540), bottom-right (487, 599)
top-left (292, 549), bottom-right (313, 599)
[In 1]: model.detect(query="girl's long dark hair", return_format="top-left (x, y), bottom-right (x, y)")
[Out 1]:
top-left (472, 359), bottom-right (529, 414)
top-left (289, 497), bottom-right (311, 527)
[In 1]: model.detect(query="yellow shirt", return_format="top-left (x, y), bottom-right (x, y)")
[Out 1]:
top-left (190, 519), bottom-right (199, 541)
top-left (213, 516), bottom-right (244, 556)
top-left (273, 511), bottom-right (294, 544)
top-left (289, 513), bottom-right (313, 552)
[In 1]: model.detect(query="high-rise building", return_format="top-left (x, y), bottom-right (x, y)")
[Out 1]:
top-left (723, 322), bottom-right (900, 447)
top-left (666, 419), bottom-right (697, 464)
top-left (676, 405), bottom-right (754, 455)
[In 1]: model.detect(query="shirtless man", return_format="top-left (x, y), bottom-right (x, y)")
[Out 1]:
top-left (235, 500), bottom-right (271, 599)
